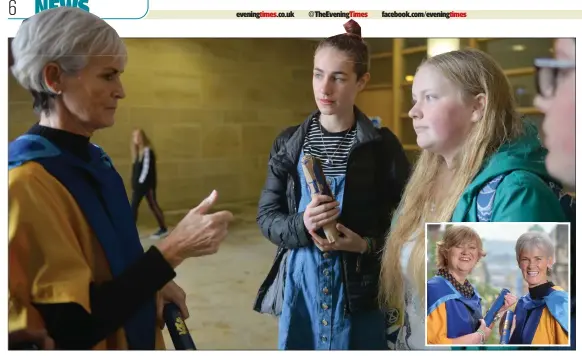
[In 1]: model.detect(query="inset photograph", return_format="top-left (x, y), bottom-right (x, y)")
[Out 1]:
top-left (425, 222), bottom-right (570, 347)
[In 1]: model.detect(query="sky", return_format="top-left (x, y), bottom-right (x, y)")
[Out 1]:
top-left (431, 222), bottom-right (566, 242)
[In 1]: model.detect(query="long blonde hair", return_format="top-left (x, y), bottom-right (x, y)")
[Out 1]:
top-left (130, 128), bottom-right (151, 162)
top-left (379, 48), bottom-right (523, 314)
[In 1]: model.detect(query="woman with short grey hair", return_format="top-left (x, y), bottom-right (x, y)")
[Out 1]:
top-left (8, 7), bottom-right (234, 350)
top-left (515, 232), bottom-right (556, 278)
top-left (500, 231), bottom-right (569, 345)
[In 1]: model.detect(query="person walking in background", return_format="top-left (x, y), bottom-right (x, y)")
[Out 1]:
top-left (131, 129), bottom-right (168, 239)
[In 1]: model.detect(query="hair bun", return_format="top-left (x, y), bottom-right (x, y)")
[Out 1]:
top-left (343, 19), bottom-right (362, 38)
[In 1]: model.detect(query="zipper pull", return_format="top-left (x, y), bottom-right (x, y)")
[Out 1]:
top-left (356, 255), bottom-right (362, 273)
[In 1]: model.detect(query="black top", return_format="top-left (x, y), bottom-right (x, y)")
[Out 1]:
top-left (13, 124), bottom-right (177, 350)
top-left (529, 281), bottom-right (555, 300)
top-left (132, 146), bottom-right (157, 191)
top-left (28, 123), bottom-right (92, 162)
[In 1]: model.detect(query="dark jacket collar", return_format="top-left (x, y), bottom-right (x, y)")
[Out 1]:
top-left (275, 106), bottom-right (381, 170)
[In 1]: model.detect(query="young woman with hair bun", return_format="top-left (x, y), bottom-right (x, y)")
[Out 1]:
top-left (254, 20), bottom-right (410, 350)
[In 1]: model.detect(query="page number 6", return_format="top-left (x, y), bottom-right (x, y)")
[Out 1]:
top-left (9, 0), bottom-right (16, 16)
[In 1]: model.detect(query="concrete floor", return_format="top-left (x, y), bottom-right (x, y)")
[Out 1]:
top-left (138, 205), bottom-right (279, 350)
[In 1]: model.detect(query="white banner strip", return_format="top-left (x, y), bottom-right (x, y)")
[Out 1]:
top-left (6, 0), bottom-right (582, 20)
top-left (142, 10), bottom-right (582, 20)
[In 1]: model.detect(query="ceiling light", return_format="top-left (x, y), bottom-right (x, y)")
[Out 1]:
top-left (427, 38), bottom-right (460, 57)
top-left (512, 44), bottom-right (526, 52)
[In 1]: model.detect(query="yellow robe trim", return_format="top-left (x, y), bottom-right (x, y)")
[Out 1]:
top-left (427, 303), bottom-right (453, 344)
top-left (9, 162), bottom-right (165, 350)
top-left (531, 286), bottom-right (569, 345)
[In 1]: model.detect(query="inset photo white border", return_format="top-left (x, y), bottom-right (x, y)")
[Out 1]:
top-left (424, 222), bottom-right (571, 348)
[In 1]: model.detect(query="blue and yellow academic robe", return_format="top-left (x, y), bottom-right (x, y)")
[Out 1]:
top-left (427, 276), bottom-right (483, 344)
top-left (509, 286), bottom-right (569, 345)
top-left (8, 134), bottom-right (165, 350)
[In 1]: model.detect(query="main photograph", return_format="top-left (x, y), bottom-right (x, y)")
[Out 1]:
top-left (7, 6), bottom-right (575, 351)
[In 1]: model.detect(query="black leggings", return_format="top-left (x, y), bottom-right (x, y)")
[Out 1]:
top-left (131, 188), bottom-right (167, 230)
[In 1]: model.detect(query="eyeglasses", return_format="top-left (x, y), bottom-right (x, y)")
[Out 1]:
top-left (534, 58), bottom-right (576, 98)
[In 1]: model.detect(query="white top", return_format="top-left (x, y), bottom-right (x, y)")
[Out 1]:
top-left (394, 238), bottom-right (429, 350)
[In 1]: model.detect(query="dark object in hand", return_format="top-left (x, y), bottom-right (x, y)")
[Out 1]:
top-left (9, 341), bottom-right (40, 350)
top-left (301, 154), bottom-right (340, 243)
top-left (8, 329), bottom-right (54, 350)
top-left (163, 303), bottom-right (196, 350)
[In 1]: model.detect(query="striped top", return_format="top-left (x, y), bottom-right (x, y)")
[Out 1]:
top-left (303, 117), bottom-right (357, 177)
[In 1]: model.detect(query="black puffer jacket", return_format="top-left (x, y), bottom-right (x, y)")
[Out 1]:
top-left (253, 108), bottom-right (411, 315)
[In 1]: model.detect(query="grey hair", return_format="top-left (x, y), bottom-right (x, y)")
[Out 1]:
top-left (515, 231), bottom-right (555, 276)
top-left (10, 7), bottom-right (126, 112)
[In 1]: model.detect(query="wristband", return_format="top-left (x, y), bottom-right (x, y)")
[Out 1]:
top-left (362, 237), bottom-right (373, 254)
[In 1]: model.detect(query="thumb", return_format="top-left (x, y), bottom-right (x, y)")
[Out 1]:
top-left (193, 190), bottom-right (218, 214)
top-left (336, 223), bottom-right (351, 237)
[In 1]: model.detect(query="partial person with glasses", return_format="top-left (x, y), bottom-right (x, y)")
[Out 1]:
top-left (254, 20), bottom-right (411, 350)
top-left (533, 38), bottom-right (576, 350)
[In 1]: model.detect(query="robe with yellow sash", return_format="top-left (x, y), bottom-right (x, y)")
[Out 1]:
top-left (509, 285), bottom-right (569, 345)
top-left (8, 133), bottom-right (165, 350)
top-left (426, 276), bottom-right (483, 344)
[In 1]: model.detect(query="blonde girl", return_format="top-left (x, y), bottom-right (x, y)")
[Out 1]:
top-left (380, 48), bottom-right (567, 350)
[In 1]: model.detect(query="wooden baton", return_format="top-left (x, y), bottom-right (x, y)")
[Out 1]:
top-left (301, 154), bottom-right (340, 243)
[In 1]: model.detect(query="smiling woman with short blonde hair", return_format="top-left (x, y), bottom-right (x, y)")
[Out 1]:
top-left (426, 225), bottom-right (515, 346)
top-left (435, 225), bottom-right (486, 270)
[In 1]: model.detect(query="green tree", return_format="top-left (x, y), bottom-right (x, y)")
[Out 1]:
top-left (528, 224), bottom-right (545, 232)
top-left (427, 232), bottom-right (439, 278)
top-left (469, 278), bottom-right (504, 344)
